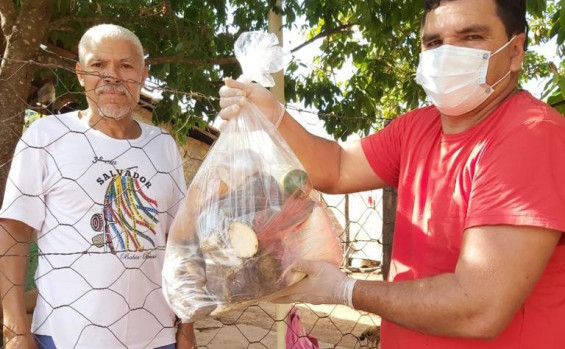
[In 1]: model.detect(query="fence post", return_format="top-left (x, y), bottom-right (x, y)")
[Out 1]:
top-left (381, 187), bottom-right (397, 280)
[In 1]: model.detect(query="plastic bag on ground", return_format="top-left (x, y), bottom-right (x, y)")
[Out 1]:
top-left (162, 31), bottom-right (343, 322)
top-left (285, 307), bottom-right (319, 349)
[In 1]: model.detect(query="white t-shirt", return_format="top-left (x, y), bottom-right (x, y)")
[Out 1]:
top-left (0, 112), bottom-right (186, 348)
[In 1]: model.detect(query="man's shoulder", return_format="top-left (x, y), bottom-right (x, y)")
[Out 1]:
top-left (24, 111), bottom-right (80, 140)
top-left (29, 111), bottom-right (76, 126)
top-left (389, 105), bottom-right (440, 131)
top-left (399, 105), bottom-right (439, 121)
top-left (138, 120), bottom-right (170, 136)
top-left (506, 91), bottom-right (560, 115)
top-left (137, 121), bottom-right (178, 149)
top-left (497, 91), bottom-right (565, 127)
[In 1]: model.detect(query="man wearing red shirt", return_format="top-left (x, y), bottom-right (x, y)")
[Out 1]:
top-left (219, 0), bottom-right (565, 348)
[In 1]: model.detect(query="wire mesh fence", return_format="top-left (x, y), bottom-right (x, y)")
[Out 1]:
top-left (0, 55), bottom-right (386, 348)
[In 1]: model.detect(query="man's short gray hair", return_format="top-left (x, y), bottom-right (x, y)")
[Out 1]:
top-left (78, 24), bottom-right (144, 65)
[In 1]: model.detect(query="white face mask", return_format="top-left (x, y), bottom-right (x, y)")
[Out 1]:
top-left (415, 37), bottom-right (515, 116)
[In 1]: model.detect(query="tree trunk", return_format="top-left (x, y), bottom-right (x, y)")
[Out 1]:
top-left (0, 0), bottom-right (54, 204)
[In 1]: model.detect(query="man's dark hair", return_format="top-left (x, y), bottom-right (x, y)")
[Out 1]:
top-left (422, 0), bottom-right (528, 49)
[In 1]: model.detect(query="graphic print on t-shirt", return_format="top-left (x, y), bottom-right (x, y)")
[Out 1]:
top-left (90, 167), bottom-right (158, 253)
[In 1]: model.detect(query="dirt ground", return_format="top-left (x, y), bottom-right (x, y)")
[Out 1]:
top-left (193, 271), bottom-right (382, 349)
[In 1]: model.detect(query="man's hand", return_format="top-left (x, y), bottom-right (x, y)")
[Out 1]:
top-left (273, 261), bottom-right (356, 307)
top-left (219, 78), bottom-right (285, 125)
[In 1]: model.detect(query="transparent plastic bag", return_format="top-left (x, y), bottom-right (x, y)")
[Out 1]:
top-left (162, 31), bottom-right (343, 322)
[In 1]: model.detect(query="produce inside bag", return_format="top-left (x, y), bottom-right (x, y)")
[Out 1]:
top-left (162, 31), bottom-right (343, 322)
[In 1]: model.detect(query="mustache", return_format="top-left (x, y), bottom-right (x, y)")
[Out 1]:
top-left (95, 83), bottom-right (129, 94)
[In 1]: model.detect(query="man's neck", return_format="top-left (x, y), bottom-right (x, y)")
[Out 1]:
top-left (79, 109), bottom-right (141, 140)
top-left (440, 83), bottom-right (520, 135)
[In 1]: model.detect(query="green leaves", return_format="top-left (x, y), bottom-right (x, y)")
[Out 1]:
top-left (17, 0), bottom-right (565, 144)
top-left (527, 0), bottom-right (547, 17)
top-left (286, 1), bottom-right (426, 137)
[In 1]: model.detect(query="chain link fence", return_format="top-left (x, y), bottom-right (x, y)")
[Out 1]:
top-left (0, 57), bottom-right (388, 348)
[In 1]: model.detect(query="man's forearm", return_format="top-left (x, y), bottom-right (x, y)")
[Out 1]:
top-left (176, 322), bottom-right (197, 348)
top-left (357, 226), bottom-right (561, 339)
top-left (0, 220), bottom-right (34, 340)
top-left (1, 248), bottom-right (32, 339)
top-left (353, 274), bottom-right (496, 339)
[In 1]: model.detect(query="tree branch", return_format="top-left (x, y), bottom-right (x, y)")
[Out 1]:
top-left (42, 40), bottom-right (238, 69)
top-left (37, 42), bottom-right (237, 70)
top-left (0, 0), bottom-right (16, 38)
top-left (290, 23), bottom-right (357, 53)
top-left (43, 42), bottom-right (77, 60)
top-left (145, 56), bottom-right (237, 66)
top-left (29, 18), bottom-right (355, 73)
top-left (36, 46), bottom-right (77, 72)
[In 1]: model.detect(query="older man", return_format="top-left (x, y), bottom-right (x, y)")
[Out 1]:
top-left (219, 0), bottom-right (565, 348)
top-left (0, 24), bottom-right (196, 348)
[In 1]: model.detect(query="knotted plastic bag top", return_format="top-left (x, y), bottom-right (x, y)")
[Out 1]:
top-left (234, 31), bottom-right (289, 86)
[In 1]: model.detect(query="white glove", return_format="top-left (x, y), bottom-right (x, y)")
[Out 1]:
top-left (271, 260), bottom-right (357, 308)
top-left (219, 77), bottom-right (285, 127)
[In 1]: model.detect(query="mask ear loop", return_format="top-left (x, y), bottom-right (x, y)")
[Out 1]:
top-left (491, 35), bottom-right (517, 57)
top-left (488, 35), bottom-right (518, 90)
top-left (490, 70), bottom-right (511, 90)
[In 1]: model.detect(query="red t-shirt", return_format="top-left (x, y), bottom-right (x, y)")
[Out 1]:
top-left (361, 91), bottom-right (565, 348)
